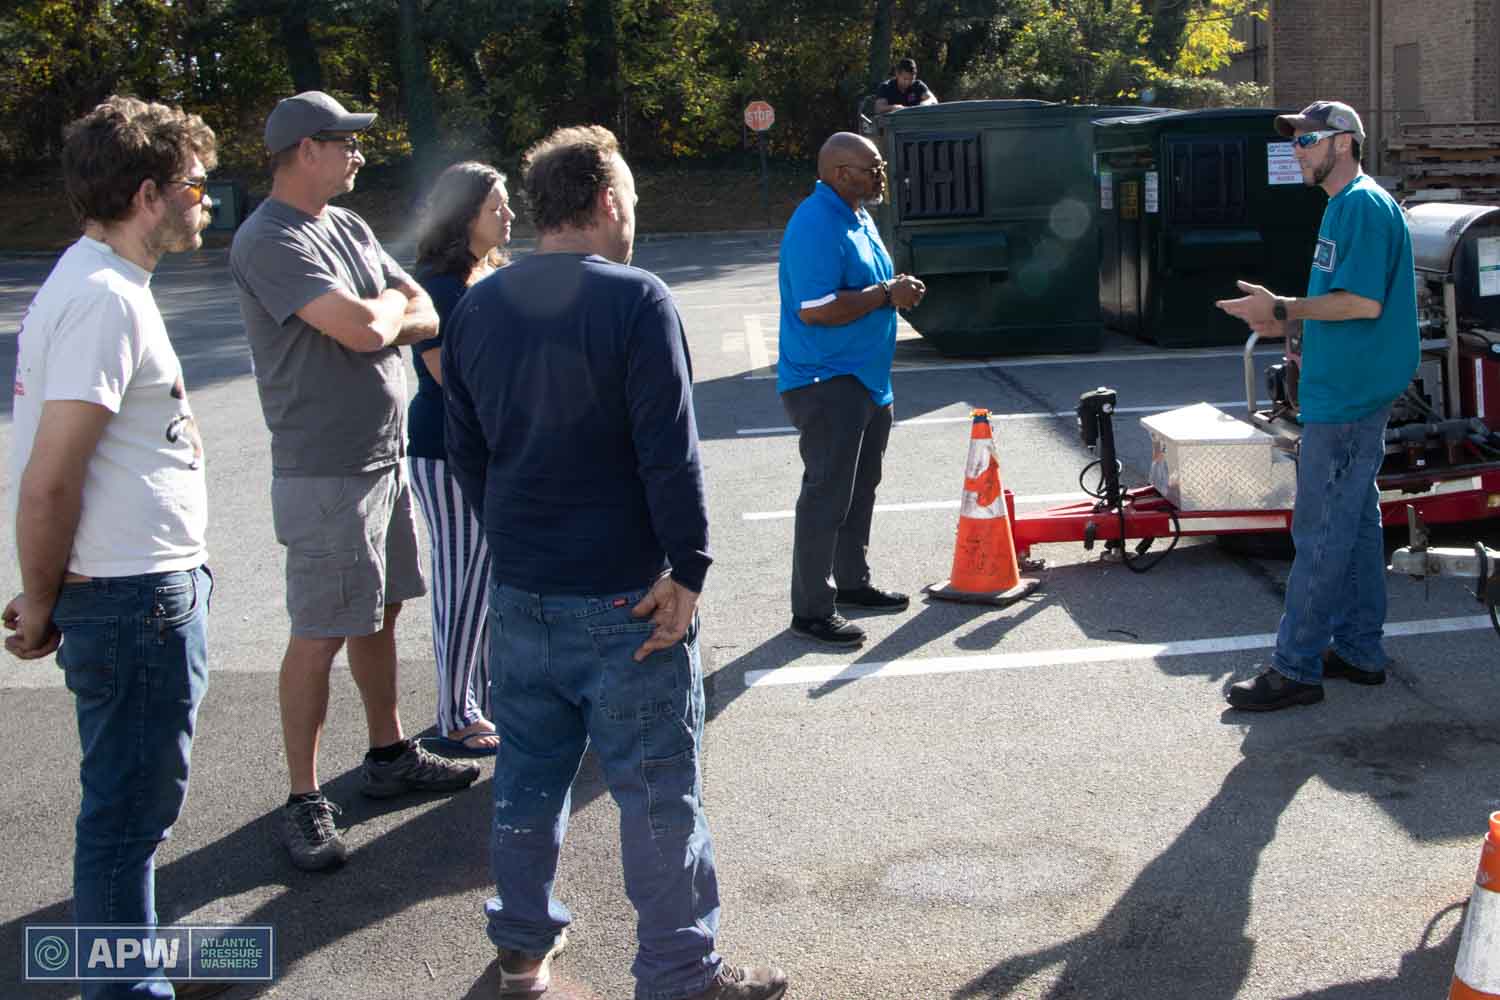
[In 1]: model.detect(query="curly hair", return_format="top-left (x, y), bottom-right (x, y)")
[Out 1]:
top-left (62, 95), bottom-right (218, 226)
top-left (416, 161), bottom-right (509, 280)
top-left (522, 125), bottom-right (621, 234)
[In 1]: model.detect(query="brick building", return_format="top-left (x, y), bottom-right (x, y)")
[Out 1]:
top-left (1218, 0), bottom-right (1500, 176)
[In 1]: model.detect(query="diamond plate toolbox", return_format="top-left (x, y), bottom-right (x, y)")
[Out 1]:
top-left (1140, 403), bottom-right (1296, 511)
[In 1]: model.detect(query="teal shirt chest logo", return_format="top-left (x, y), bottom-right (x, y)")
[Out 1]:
top-left (1313, 237), bottom-right (1336, 272)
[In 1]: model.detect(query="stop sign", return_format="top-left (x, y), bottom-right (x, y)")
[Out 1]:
top-left (744, 100), bottom-right (775, 132)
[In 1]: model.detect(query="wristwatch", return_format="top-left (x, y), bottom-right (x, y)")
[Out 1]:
top-left (880, 279), bottom-right (893, 304)
top-left (1272, 298), bottom-right (1288, 322)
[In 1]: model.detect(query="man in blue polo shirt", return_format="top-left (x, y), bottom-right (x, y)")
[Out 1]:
top-left (1216, 101), bottom-right (1417, 711)
top-left (778, 131), bottom-right (927, 646)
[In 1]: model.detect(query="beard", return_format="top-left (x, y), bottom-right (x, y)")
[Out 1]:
top-left (1307, 145), bottom-right (1336, 186)
top-left (147, 206), bottom-right (205, 256)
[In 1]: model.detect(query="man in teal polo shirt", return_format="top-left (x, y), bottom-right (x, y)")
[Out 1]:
top-left (778, 132), bottom-right (927, 646)
top-left (1217, 101), bottom-right (1417, 711)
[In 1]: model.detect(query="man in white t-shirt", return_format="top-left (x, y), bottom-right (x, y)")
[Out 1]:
top-left (5, 95), bottom-right (220, 1000)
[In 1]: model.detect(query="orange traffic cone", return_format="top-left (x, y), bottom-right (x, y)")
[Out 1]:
top-left (1451, 811), bottom-right (1500, 999)
top-left (925, 410), bottom-right (1040, 606)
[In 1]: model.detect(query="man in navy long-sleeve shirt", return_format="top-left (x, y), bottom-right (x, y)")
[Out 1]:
top-left (441, 125), bottom-right (789, 1000)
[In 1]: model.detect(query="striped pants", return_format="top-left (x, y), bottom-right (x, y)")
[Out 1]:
top-left (408, 456), bottom-right (492, 734)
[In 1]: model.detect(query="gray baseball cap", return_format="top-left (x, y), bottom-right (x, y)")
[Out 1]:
top-left (264, 91), bottom-right (376, 152)
top-left (1275, 101), bottom-right (1365, 143)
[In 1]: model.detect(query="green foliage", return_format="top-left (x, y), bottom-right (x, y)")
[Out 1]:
top-left (1145, 74), bottom-right (1270, 109)
top-left (0, 0), bottom-right (1273, 172)
top-left (1176, 0), bottom-right (1266, 76)
top-left (955, 0), bottom-right (1265, 105)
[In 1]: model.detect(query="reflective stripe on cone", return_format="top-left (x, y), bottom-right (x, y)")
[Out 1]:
top-left (926, 409), bottom-right (1040, 606)
top-left (1451, 812), bottom-right (1500, 999)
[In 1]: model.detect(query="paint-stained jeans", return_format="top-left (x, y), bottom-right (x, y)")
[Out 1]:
top-left (52, 566), bottom-right (212, 999)
top-left (484, 581), bottom-right (722, 1000)
top-left (1273, 407), bottom-right (1391, 684)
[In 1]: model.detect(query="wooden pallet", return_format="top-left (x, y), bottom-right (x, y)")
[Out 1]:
top-left (1391, 120), bottom-right (1500, 201)
top-left (1404, 163), bottom-right (1500, 180)
top-left (1396, 121), bottom-right (1500, 143)
top-left (1394, 148), bottom-right (1500, 162)
top-left (1400, 182), bottom-right (1500, 201)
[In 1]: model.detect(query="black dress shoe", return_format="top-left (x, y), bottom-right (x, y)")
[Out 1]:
top-left (1226, 668), bottom-right (1324, 711)
top-left (1321, 648), bottom-right (1386, 685)
top-left (834, 585), bottom-right (909, 613)
top-left (790, 613), bottom-right (865, 646)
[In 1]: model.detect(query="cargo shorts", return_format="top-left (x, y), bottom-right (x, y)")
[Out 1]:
top-left (270, 463), bottom-right (427, 638)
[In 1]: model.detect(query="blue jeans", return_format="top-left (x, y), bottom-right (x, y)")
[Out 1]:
top-left (484, 581), bottom-right (722, 1000)
top-left (1274, 408), bottom-right (1390, 684)
top-left (52, 566), bottom-right (212, 1000)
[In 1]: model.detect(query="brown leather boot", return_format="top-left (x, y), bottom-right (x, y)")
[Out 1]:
top-left (681, 963), bottom-right (790, 1000)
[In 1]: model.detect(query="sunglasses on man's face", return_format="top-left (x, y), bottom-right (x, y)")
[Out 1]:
top-left (168, 177), bottom-right (209, 202)
top-left (311, 134), bottom-right (361, 152)
top-left (1293, 129), bottom-right (1348, 148)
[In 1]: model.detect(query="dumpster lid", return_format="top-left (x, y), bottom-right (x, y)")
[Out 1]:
top-left (887, 99), bottom-right (1159, 119)
top-left (883, 99), bottom-right (1054, 116)
top-left (1093, 107), bottom-right (1297, 129)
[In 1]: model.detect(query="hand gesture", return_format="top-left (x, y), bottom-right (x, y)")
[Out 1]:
top-left (3, 592), bottom-right (61, 660)
top-left (890, 274), bottom-right (927, 311)
top-left (629, 575), bottom-right (700, 662)
top-left (1215, 280), bottom-right (1282, 330)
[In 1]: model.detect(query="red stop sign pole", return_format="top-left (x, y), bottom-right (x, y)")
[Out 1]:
top-left (744, 101), bottom-right (775, 227)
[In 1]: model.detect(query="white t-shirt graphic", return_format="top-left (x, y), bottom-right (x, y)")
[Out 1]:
top-left (10, 236), bottom-right (208, 576)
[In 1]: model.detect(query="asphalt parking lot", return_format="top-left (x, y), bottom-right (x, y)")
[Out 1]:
top-left (2, 232), bottom-right (1498, 999)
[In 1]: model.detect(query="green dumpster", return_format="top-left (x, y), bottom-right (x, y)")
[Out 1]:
top-left (1094, 108), bottom-right (1325, 347)
top-left (874, 100), bottom-right (1150, 356)
top-left (205, 180), bottom-right (247, 231)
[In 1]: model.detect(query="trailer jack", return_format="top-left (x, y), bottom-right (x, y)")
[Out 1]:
top-left (1389, 505), bottom-right (1500, 640)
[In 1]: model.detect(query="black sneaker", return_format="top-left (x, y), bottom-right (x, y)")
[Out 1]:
top-left (361, 740), bottom-right (481, 799)
top-left (835, 584), bottom-right (910, 613)
top-left (1322, 648), bottom-right (1386, 685)
top-left (790, 612), bottom-right (865, 646)
top-left (1226, 668), bottom-right (1324, 711)
top-left (682, 963), bottom-right (790, 1000)
top-left (279, 794), bottom-right (347, 871)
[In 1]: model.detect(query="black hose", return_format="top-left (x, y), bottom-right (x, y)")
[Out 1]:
top-left (1077, 459), bottom-right (1181, 573)
top-left (1078, 459), bottom-right (1121, 498)
top-left (1118, 501), bottom-right (1181, 574)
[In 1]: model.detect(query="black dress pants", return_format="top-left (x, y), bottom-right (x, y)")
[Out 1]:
top-left (781, 375), bottom-right (894, 618)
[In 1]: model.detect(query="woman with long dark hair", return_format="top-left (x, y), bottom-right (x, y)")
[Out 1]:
top-left (408, 161), bottom-right (514, 755)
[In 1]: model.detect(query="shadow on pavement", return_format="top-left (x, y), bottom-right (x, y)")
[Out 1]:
top-left (0, 618), bottom-right (811, 999)
top-left (953, 719), bottom-right (1493, 1000)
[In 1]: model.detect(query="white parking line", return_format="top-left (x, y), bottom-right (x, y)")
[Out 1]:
top-left (742, 491), bottom-right (1088, 521)
top-left (736, 401), bottom-right (1266, 437)
top-left (744, 346), bottom-right (1279, 380)
top-left (744, 315), bottom-right (771, 373)
top-left (742, 615), bottom-right (1495, 688)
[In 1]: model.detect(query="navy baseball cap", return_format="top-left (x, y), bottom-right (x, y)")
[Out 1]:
top-left (264, 91), bottom-right (376, 153)
top-left (1275, 101), bottom-right (1365, 143)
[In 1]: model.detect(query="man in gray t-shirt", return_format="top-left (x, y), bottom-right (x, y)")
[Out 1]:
top-left (234, 199), bottom-right (409, 474)
top-left (230, 91), bottom-right (479, 873)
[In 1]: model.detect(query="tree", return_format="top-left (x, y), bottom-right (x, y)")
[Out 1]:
top-left (954, 0), bottom-right (1265, 105)
top-left (868, 0), bottom-right (895, 91)
top-left (395, 0), bottom-right (439, 175)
